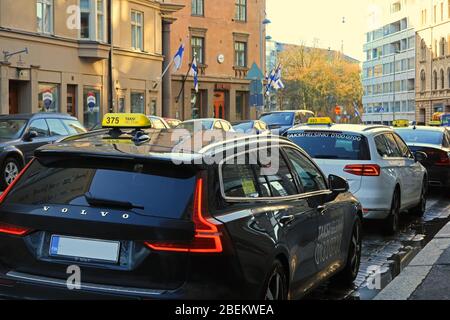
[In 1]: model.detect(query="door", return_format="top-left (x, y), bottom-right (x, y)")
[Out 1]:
top-left (9, 82), bottom-right (19, 114)
top-left (283, 148), bottom-right (347, 280)
top-left (67, 85), bottom-right (77, 117)
top-left (213, 91), bottom-right (225, 119)
top-left (20, 119), bottom-right (53, 162)
top-left (393, 133), bottom-right (423, 205)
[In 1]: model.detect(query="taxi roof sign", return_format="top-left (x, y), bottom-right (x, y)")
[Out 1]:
top-left (429, 121), bottom-right (442, 127)
top-left (392, 119), bottom-right (409, 127)
top-left (307, 117), bottom-right (333, 125)
top-left (102, 113), bottom-right (152, 129)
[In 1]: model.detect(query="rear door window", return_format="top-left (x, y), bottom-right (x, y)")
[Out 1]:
top-left (374, 133), bottom-right (402, 158)
top-left (47, 119), bottom-right (69, 136)
top-left (287, 131), bottom-right (370, 160)
top-left (222, 164), bottom-right (261, 198)
top-left (4, 160), bottom-right (197, 219)
top-left (393, 133), bottom-right (413, 159)
top-left (259, 151), bottom-right (298, 197)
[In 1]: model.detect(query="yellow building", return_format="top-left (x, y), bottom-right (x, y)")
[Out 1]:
top-left (0, 0), bottom-right (181, 128)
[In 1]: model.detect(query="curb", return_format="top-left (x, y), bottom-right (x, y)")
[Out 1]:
top-left (374, 221), bottom-right (450, 300)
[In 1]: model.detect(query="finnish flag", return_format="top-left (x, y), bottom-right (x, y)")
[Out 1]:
top-left (190, 57), bottom-right (199, 93)
top-left (173, 44), bottom-right (185, 71)
top-left (353, 102), bottom-right (361, 118)
top-left (273, 67), bottom-right (285, 90)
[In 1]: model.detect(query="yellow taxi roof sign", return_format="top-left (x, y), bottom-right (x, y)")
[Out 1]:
top-left (102, 113), bottom-right (152, 129)
top-left (393, 119), bottom-right (409, 127)
top-left (307, 117), bottom-right (333, 125)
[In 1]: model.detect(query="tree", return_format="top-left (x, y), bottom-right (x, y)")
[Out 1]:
top-left (277, 45), bottom-right (363, 122)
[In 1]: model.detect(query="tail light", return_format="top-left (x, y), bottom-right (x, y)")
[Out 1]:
top-left (435, 151), bottom-right (450, 166)
top-left (0, 159), bottom-right (34, 236)
top-left (344, 164), bottom-right (381, 176)
top-left (145, 178), bottom-right (223, 254)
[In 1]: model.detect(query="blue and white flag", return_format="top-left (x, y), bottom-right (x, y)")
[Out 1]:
top-left (266, 65), bottom-right (284, 94)
top-left (190, 57), bottom-right (199, 93)
top-left (353, 102), bottom-right (361, 118)
top-left (173, 44), bottom-right (185, 71)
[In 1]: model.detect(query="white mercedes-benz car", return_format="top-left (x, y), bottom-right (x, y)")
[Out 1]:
top-left (287, 118), bottom-right (428, 234)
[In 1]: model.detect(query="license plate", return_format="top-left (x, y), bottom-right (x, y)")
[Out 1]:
top-left (50, 235), bottom-right (120, 263)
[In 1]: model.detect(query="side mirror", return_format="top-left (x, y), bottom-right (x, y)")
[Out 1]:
top-left (24, 130), bottom-right (38, 141)
top-left (328, 174), bottom-right (349, 194)
top-left (414, 151), bottom-right (428, 163)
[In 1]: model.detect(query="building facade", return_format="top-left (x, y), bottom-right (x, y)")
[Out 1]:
top-left (416, 0), bottom-right (450, 124)
top-left (0, 0), bottom-right (181, 128)
top-left (169, 0), bottom-right (266, 121)
top-left (362, 0), bottom-right (419, 124)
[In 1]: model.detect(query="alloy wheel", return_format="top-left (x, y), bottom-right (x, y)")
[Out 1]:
top-left (4, 161), bottom-right (19, 185)
top-left (350, 223), bottom-right (362, 275)
top-left (265, 271), bottom-right (283, 300)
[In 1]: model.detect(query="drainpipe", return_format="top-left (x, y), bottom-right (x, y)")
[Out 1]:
top-left (108, 0), bottom-right (114, 113)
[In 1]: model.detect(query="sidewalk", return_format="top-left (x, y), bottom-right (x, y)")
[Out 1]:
top-left (374, 222), bottom-right (450, 300)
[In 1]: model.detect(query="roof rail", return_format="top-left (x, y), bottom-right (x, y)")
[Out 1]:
top-left (362, 125), bottom-right (390, 132)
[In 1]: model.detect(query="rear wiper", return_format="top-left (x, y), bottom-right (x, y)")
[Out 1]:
top-left (84, 193), bottom-right (144, 210)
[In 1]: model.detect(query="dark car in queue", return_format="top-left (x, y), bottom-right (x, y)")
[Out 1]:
top-left (259, 110), bottom-right (315, 136)
top-left (0, 113), bottom-right (362, 300)
top-left (177, 118), bottom-right (235, 132)
top-left (395, 125), bottom-right (450, 188)
top-left (0, 113), bottom-right (86, 189)
top-left (232, 120), bottom-right (270, 135)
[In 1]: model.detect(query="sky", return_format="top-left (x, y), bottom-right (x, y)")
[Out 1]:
top-left (266, 0), bottom-right (372, 62)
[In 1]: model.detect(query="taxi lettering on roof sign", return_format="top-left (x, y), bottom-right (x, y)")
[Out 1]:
top-left (307, 117), bottom-right (333, 125)
top-left (392, 119), bottom-right (409, 127)
top-left (102, 113), bottom-right (152, 129)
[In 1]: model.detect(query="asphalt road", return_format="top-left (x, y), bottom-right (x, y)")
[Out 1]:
top-left (306, 187), bottom-right (450, 300)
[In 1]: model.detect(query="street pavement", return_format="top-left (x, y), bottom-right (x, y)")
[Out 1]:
top-left (307, 187), bottom-right (450, 300)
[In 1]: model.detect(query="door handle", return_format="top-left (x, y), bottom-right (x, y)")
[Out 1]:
top-left (279, 215), bottom-right (295, 226)
top-left (317, 205), bottom-right (327, 215)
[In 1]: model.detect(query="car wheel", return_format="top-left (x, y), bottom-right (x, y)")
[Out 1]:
top-left (263, 260), bottom-right (288, 300)
top-left (1, 158), bottom-right (21, 190)
top-left (384, 189), bottom-right (400, 235)
top-left (331, 217), bottom-right (362, 286)
top-left (411, 180), bottom-right (427, 217)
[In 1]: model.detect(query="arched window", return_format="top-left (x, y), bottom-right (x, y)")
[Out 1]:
top-left (421, 39), bottom-right (427, 60)
top-left (421, 70), bottom-right (426, 92)
top-left (441, 69), bottom-right (445, 89)
top-left (433, 70), bottom-right (438, 90)
top-left (448, 68), bottom-right (450, 89)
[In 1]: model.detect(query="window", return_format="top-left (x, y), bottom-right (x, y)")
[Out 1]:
top-left (83, 88), bottom-right (100, 130)
top-left (192, 0), bottom-right (204, 16)
top-left (80, 0), bottom-right (105, 41)
top-left (421, 39), bottom-right (427, 60)
top-left (222, 164), bottom-right (261, 198)
top-left (392, 133), bottom-right (413, 159)
top-left (391, 2), bottom-right (401, 13)
top-left (235, 41), bottom-right (247, 67)
top-left (131, 11), bottom-right (143, 51)
top-left (421, 70), bottom-right (426, 92)
top-left (235, 0), bottom-right (247, 22)
top-left (374, 134), bottom-right (401, 158)
top-left (284, 148), bottom-right (327, 193)
top-left (191, 37), bottom-right (205, 64)
top-left (28, 119), bottom-right (49, 137)
top-left (96, 0), bottom-right (105, 41)
top-left (442, 2), bottom-right (444, 21)
top-left (37, 0), bottom-right (53, 34)
top-left (80, 0), bottom-right (91, 39)
top-left (235, 91), bottom-right (247, 120)
top-left (131, 91), bottom-right (145, 114)
top-left (441, 69), bottom-right (445, 89)
top-left (47, 119), bottom-right (69, 136)
top-left (260, 152), bottom-right (298, 197)
top-left (441, 38), bottom-right (446, 56)
top-left (38, 83), bottom-right (60, 113)
top-left (61, 119), bottom-right (87, 135)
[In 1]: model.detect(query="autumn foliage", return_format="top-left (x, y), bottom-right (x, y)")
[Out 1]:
top-left (277, 45), bottom-right (363, 121)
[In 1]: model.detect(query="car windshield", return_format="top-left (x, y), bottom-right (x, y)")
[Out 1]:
top-left (442, 114), bottom-right (450, 126)
top-left (287, 131), bottom-right (370, 160)
top-left (0, 119), bottom-right (28, 139)
top-left (260, 113), bottom-right (294, 126)
top-left (396, 129), bottom-right (444, 145)
top-left (177, 120), bottom-right (214, 131)
top-left (233, 122), bottom-right (254, 132)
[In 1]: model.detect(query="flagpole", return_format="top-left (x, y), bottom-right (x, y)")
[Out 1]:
top-left (175, 54), bottom-right (196, 104)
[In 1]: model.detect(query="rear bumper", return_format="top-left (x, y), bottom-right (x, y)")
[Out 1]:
top-left (426, 166), bottom-right (450, 187)
top-left (353, 184), bottom-right (393, 220)
top-left (0, 270), bottom-right (252, 300)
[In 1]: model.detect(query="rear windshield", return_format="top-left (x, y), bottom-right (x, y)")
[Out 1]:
top-left (178, 121), bottom-right (213, 131)
top-left (395, 129), bottom-right (443, 145)
top-left (4, 159), bottom-right (196, 219)
top-left (287, 131), bottom-right (371, 160)
top-left (260, 113), bottom-right (294, 126)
